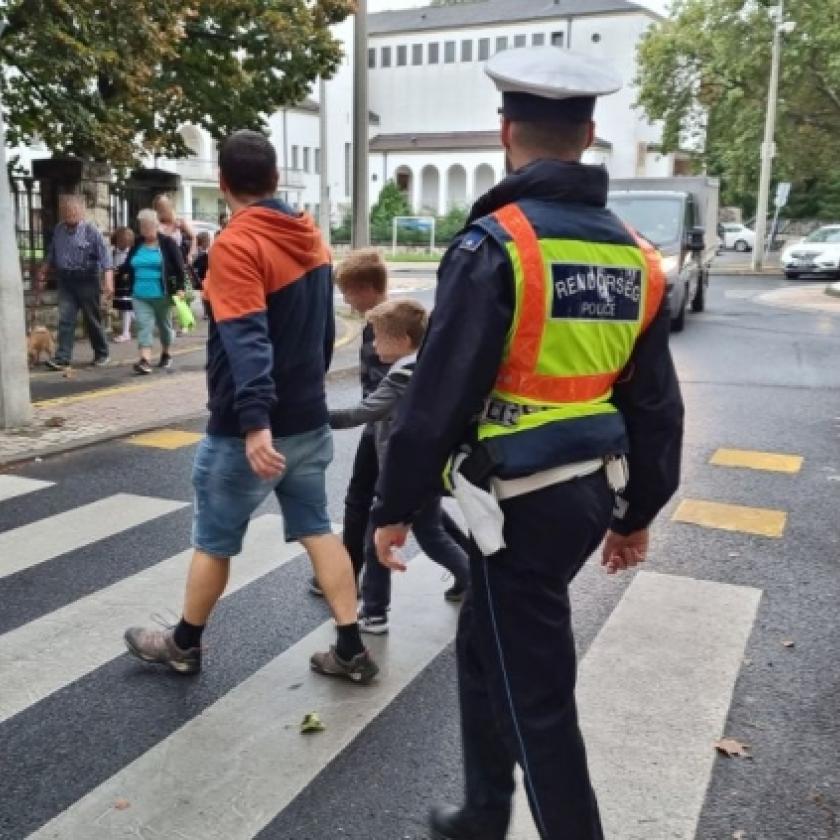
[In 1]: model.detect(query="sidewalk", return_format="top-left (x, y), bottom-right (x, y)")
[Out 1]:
top-left (754, 282), bottom-right (840, 314)
top-left (1, 314), bottom-right (361, 468)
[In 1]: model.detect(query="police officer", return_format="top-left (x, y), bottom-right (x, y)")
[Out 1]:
top-left (372, 47), bottom-right (684, 840)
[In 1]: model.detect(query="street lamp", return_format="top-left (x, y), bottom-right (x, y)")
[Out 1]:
top-left (752, 2), bottom-right (796, 271)
top-left (0, 17), bottom-right (35, 428)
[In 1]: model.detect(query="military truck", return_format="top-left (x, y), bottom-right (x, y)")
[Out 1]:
top-left (608, 177), bottom-right (720, 332)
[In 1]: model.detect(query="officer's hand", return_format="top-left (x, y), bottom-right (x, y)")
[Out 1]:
top-left (601, 528), bottom-right (649, 575)
top-left (375, 525), bottom-right (410, 572)
top-left (245, 429), bottom-right (286, 480)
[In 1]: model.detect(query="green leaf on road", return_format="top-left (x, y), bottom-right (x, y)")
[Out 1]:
top-left (300, 712), bottom-right (326, 734)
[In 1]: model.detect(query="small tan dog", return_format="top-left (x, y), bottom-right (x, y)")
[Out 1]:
top-left (27, 326), bottom-right (56, 367)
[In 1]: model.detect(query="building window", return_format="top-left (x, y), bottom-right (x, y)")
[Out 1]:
top-left (397, 45), bottom-right (407, 66)
top-left (368, 48), bottom-right (376, 68)
top-left (412, 43), bottom-right (423, 65)
top-left (303, 147), bottom-right (310, 173)
top-left (495, 36), bottom-right (508, 53)
top-left (514, 34), bottom-right (526, 48)
top-left (344, 142), bottom-right (351, 197)
top-left (444, 41), bottom-right (456, 63)
top-left (381, 46), bottom-right (391, 67)
top-left (478, 38), bottom-right (490, 61)
top-left (551, 31), bottom-right (564, 47)
top-left (314, 148), bottom-right (321, 175)
top-left (291, 145), bottom-right (299, 170)
top-left (461, 39), bottom-right (473, 61)
top-left (429, 42), bottom-right (439, 64)
top-left (532, 33), bottom-right (545, 46)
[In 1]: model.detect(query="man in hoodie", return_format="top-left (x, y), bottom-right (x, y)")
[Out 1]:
top-left (124, 130), bottom-right (379, 685)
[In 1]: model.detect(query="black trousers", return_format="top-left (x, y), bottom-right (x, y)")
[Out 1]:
top-left (56, 271), bottom-right (109, 363)
top-left (456, 471), bottom-right (614, 840)
top-left (343, 430), bottom-right (469, 580)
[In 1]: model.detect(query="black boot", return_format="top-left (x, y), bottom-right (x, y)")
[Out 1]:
top-left (429, 805), bottom-right (509, 840)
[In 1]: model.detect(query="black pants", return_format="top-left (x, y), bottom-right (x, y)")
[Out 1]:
top-left (56, 271), bottom-right (109, 364)
top-left (343, 430), bottom-right (469, 581)
top-left (456, 471), bottom-right (614, 840)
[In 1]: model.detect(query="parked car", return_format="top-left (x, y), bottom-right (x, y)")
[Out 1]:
top-left (608, 176), bottom-right (720, 332)
top-left (781, 225), bottom-right (840, 280)
top-left (720, 223), bottom-right (756, 252)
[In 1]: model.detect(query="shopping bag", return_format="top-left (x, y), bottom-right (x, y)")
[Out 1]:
top-left (172, 295), bottom-right (196, 332)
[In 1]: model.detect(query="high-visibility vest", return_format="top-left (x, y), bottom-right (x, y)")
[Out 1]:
top-left (475, 201), bottom-right (666, 474)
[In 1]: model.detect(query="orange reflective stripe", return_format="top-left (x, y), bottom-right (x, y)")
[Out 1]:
top-left (496, 367), bottom-right (621, 404)
top-left (625, 225), bottom-right (666, 332)
top-left (494, 203), bottom-right (545, 372)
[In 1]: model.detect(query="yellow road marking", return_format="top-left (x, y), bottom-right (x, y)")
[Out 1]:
top-left (34, 381), bottom-right (159, 409)
top-left (673, 499), bottom-right (787, 538)
top-left (710, 448), bottom-right (803, 474)
top-left (128, 430), bottom-right (204, 450)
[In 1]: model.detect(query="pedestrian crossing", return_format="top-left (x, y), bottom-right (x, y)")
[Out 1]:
top-left (0, 476), bottom-right (54, 503)
top-left (0, 467), bottom-right (785, 840)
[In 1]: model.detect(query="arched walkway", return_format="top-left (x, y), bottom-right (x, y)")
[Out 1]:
top-left (420, 165), bottom-right (441, 214)
top-left (446, 164), bottom-right (467, 210)
top-left (474, 163), bottom-right (495, 198)
top-left (394, 166), bottom-right (414, 207)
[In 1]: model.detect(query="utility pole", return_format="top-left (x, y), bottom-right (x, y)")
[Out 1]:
top-left (752, 2), bottom-right (795, 271)
top-left (351, 0), bottom-right (369, 248)
top-left (318, 76), bottom-right (331, 247)
top-left (0, 20), bottom-right (34, 429)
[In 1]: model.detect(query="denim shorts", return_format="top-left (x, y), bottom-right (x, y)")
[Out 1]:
top-left (192, 425), bottom-right (334, 557)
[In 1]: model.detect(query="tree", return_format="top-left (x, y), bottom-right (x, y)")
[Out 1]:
top-left (635, 0), bottom-right (840, 214)
top-left (370, 180), bottom-right (411, 242)
top-left (0, 0), bottom-right (354, 165)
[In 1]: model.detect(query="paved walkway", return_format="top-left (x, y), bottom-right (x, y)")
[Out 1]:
top-left (2, 314), bottom-right (361, 467)
top-left (755, 283), bottom-right (840, 314)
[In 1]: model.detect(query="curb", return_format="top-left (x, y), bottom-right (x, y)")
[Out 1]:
top-left (0, 359), bottom-right (364, 471)
top-left (709, 268), bottom-right (783, 277)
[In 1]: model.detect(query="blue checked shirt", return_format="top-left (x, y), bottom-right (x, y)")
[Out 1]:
top-left (46, 222), bottom-right (113, 273)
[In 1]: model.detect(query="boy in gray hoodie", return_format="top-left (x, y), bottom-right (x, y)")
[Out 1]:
top-left (330, 299), bottom-right (470, 634)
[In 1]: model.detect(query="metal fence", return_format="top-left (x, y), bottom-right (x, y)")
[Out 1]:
top-left (10, 177), bottom-right (43, 292)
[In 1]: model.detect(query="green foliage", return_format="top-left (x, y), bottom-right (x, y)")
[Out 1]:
top-left (370, 181), bottom-right (412, 241)
top-left (0, 0), bottom-right (354, 165)
top-left (636, 0), bottom-right (840, 214)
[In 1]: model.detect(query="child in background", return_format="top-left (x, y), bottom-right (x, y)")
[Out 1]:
top-left (111, 227), bottom-right (136, 342)
top-left (192, 231), bottom-right (212, 320)
top-left (330, 299), bottom-right (470, 635)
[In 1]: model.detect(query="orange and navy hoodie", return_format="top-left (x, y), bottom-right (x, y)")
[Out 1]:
top-left (203, 199), bottom-right (334, 437)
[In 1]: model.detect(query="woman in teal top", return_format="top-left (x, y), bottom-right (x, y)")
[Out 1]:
top-left (117, 209), bottom-right (186, 375)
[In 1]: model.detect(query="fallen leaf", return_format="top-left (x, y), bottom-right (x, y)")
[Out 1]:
top-left (782, 640), bottom-right (795, 648)
top-left (62, 369), bottom-right (75, 379)
top-left (733, 831), bottom-right (746, 839)
top-left (300, 712), bottom-right (325, 734)
top-left (715, 737), bottom-right (751, 758)
top-left (114, 799), bottom-right (130, 810)
top-left (44, 416), bottom-right (66, 428)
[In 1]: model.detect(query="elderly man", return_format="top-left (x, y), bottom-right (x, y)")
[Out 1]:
top-left (39, 195), bottom-right (113, 370)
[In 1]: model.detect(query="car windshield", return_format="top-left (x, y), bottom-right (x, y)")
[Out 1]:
top-left (804, 228), bottom-right (840, 243)
top-left (607, 196), bottom-right (684, 248)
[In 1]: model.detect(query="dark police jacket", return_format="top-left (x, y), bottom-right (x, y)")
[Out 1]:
top-left (371, 159), bottom-right (684, 537)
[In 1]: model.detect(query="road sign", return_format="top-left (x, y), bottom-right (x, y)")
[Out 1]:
top-left (774, 182), bottom-right (791, 208)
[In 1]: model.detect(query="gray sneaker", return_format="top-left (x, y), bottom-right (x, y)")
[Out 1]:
top-left (310, 646), bottom-right (379, 685)
top-left (93, 355), bottom-right (111, 367)
top-left (124, 626), bottom-right (201, 674)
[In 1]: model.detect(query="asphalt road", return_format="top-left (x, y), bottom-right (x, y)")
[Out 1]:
top-left (1, 272), bottom-right (838, 840)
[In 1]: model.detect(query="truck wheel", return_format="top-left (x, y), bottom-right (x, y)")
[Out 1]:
top-left (691, 273), bottom-right (706, 313)
top-left (734, 239), bottom-right (749, 253)
top-left (671, 287), bottom-right (687, 332)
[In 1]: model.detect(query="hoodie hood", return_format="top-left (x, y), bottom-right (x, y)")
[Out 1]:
top-left (226, 199), bottom-right (327, 269)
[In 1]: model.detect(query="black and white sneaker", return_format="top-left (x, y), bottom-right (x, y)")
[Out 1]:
top-left (158, 353), bottom-right (173, 370)
top-left (44, 358), bottom-right (70, 371)
top-left (358, 613), bottom-right (389, 635)
top-left (92, 355), bottom-right (111, 368)
top-left (133, 359), bottom-right (153, 375)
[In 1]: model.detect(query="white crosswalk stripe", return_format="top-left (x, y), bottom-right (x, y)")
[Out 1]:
top-left (0, 475), bottom-right (54, 502)
top-left (0, 515), bottom-right (316, 725)
top-left (0, 493), bottom-right (188, 580)
top-left (0, 488), bottom-right (764, 840)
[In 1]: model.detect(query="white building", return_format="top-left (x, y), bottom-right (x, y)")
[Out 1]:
top-left (365, 0), bottom-right (686, 215)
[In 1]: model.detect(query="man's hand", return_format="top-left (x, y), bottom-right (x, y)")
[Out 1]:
top-left (245, 429), bottom-right (286, 480)
top-left (375, 524), bottom-right (410, 572)
top-left (601, 528), bottom-right (649, 575)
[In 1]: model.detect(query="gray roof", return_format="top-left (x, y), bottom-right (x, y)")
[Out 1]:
top-left (369, 130), bottom-right (611, 152)
top-left (369, 0), bottom-right (656, 36)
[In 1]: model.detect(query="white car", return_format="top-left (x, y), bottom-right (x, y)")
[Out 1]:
top-left (781, 225), bottom-right (840, 280)
top-left (720, 223), bottom-right (756, 252)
